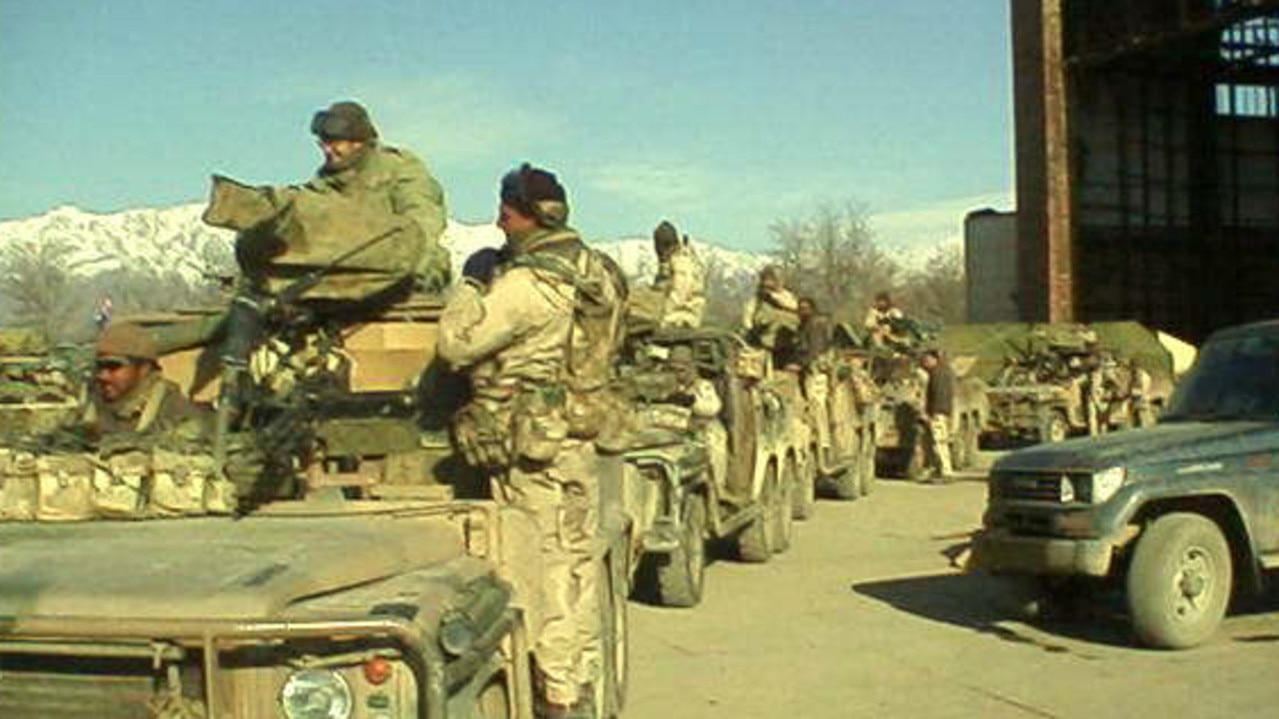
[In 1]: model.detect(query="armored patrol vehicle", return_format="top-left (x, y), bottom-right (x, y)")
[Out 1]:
top-left (0, 294), bottom-right (650, 718)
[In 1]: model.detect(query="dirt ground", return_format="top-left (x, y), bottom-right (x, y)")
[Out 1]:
top-left (624, 475), bottom-right (1279, 719)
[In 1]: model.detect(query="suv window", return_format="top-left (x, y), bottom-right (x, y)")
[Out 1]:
top-left (1163, 331), bottom-right (1279, 422)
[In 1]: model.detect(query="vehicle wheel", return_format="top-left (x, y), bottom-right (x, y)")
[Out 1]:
top-left (655, 492), bottom-right (707, 607)
top-left (598, 552), bottom-right (630, 717)
top-left (792, 453), bottom-right (817, 520)
top-left (771, 461), bottom-right (794, 554)
top-left (736, 471), bottom-right (775, 563)
top-left (1040, 411), bottom-right (1069, 443)
top-left (1126, 513), bottom-right (1233, 649)
top-left (478, 679), bottom-right (511, 719)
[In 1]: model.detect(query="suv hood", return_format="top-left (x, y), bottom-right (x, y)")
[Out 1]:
top-left (0, 512), bottom-right (466, 621)
top-left (992, 420), bottom-right (1279, 473)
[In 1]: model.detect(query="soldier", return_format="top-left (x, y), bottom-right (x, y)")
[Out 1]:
top-left (651, 220), bottom-right (706, 328)
top-left (919, 348), bottom-right (955, 482)
top-left (438, 164), bottom-right (608, 718)
top-left (796, 296), bottom-right (834, 455)
top-left (864, 291), bottom-right (907, 349)
top-left (80, 323), bottom-right (208, 439)
top-left (742, 265), bottom-right (800, 365)
top-left (303, 100), bottom-right (451, 291)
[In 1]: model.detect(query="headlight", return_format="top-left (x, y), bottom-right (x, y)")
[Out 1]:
top-left (1088, 467), bottom-right (1126, 504)
top-left (279, 669), bottom-right (353, 719)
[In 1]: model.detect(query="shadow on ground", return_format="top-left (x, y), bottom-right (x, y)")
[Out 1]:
top-left (851, 568), bottom-right (1135, 653)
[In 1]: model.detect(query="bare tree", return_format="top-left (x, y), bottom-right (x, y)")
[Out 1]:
top-left (0, 238), bottom-right (80, 342)
top-left (768, 202), bottom-right (900, 323)
top-left (896, 245), bottom-right (966, 326)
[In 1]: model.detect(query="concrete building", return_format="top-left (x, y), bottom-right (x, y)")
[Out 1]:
top-left (1011, 0), bottom-right (1279, 342)
top-left (965, 209), bottom-right (1020, 322)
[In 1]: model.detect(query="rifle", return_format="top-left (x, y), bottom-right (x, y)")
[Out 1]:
top-left (211, 225), bottom-right (405, 474)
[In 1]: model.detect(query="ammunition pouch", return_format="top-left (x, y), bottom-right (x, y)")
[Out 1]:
top-left (511, 387), bottom-right (568, 464)
top-left (0, 447), bottom-right (236, 522)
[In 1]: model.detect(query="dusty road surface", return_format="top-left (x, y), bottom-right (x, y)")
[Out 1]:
top-left (625, 477), bottom-right (1279, 719)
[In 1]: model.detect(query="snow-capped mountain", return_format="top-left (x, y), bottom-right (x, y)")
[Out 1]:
top-left (0, 204), bottom-right (768, 289)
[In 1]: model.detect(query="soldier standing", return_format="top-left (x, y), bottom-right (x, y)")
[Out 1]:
top-left (438, 164), bottom-right (609, 718)
top-left (80, 323), bottom-right (208, 438)
top-left (651, 220), bottom-right (706, 328)
top-left (919, 348), bottom-right (955, 483)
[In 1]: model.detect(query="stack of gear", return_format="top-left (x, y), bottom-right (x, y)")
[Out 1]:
top-left (0, 446), bottom-right (237, 521)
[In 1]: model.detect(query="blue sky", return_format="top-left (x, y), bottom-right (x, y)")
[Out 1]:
top-left (0, 1), bottom-right (1013, 252)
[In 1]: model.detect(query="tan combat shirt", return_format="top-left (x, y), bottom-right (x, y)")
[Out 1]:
top-left (437, 262), bottom-right (576, 394)
top-left (658, 245), bottom-right (707, 329)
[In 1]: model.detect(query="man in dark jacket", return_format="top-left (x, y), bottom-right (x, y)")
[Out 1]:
top-left (920, 348), bottom-right (955, 482)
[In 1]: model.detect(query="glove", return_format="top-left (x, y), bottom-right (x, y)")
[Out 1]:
top-left (415, 246), bottom-right (454, 293)
top-left (461, 247), bottom-right (505, 288)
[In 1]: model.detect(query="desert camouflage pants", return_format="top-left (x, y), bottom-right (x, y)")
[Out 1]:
top-left (925, 413), bottom-right (953, 477)
top-left (492, 439), bottom-right (601, 706)
top-left (804, 371), bottom-right (831, 454)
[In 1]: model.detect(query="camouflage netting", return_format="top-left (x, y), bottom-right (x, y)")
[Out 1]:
top-left (938, 321), bottom-right (1183, 385)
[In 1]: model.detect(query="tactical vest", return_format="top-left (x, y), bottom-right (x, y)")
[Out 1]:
top-left (509, 239), bottom-right (629, 439)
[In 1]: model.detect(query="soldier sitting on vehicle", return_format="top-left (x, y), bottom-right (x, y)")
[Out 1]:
top-left (742, 265), bottom-right (800, 367)
top-left (864, 291), bottom-right (907, 349)
top-left (205, 100), bottom-right (450, 299)
top-left (78, 323), bottom-right (210, 441)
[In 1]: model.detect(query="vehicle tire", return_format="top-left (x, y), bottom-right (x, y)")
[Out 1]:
top-left (655, 492), bottom-right (707, 607)
top-left (736, 470), bottom-right (775, 563)
top-left (478, 679), bottom-right (511, 719)
top-left (771, 461), bottom-right (794, 554)
top-left (1126, 513), bottom-right (1233, 649)
top-left (792, 452), bottom-right (817, 520)
top-left (598, 552), bottom-right (630, 717)
top-left (1040, 411), bottom-right (1069, 443)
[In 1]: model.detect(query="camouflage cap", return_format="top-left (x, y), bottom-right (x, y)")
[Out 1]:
top-left (311, 101), bottom-right (378, 142)
top-left (96, 323), bottom-right (159, 363)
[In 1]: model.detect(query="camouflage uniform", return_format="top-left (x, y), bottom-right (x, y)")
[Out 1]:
top-left (743, 287), bottom-right (800, 353)
top-left (80, 372), bottom-right (207, 439)
top-left (655, 245), bottom-right (706, 329)
top-left (864, 304), bottom-right (907, 349)
top-left (438, 227), bottom-right (601, 709)
top-left (298, 141), bottom-right (450, 289)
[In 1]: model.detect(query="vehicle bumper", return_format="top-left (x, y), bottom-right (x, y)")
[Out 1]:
top-left (971, 528), bottom-right (1117, 577)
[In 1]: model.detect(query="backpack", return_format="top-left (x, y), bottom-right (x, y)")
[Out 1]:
top-left (511, 240), bottom-right (629, 438)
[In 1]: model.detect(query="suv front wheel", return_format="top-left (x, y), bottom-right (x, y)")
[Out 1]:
top-left (1126, 512), bottom-right (1233, 649)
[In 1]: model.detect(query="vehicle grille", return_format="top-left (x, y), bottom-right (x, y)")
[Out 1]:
top-left (0, 653), bottom-right (202, 719)
top-left (990, 471), bottom-right (1081, 503)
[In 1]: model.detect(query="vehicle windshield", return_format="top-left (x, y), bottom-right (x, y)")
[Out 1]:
top-left (1162, 330), bottom-right (1279, 422)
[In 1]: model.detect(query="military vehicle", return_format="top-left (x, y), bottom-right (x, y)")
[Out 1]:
top-left (0, 294), bottom-right (675, 718)
top-left (801, 340), bottom-right (879, 503)
top-left (939, 322), bottom-right (1178, 448)
top-left (869, 350), bottom-right (989, 480)
top-left (619, 326), bottom-right (809, 593)
top-left (972, 318), bottom-right (1279, 649)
